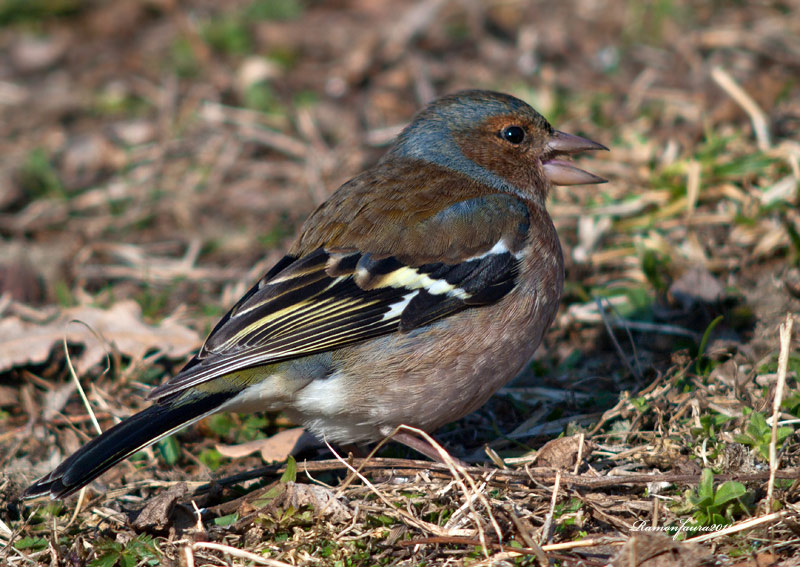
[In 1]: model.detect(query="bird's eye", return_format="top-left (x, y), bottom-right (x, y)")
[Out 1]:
top-left (501, 125), bottom-right (526, 144)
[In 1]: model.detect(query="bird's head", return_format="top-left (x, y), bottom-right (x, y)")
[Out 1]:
top-left (387, 90), bottom-right (608, 202)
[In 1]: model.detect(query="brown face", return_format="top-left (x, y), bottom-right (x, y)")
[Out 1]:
top-left (453, 113), bottom-right (553, 199)
top-left (455, 112), bottom-right (607, 200)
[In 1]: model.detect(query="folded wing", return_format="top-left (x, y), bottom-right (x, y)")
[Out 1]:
top-left (149, 192), bottom-right (531, 401)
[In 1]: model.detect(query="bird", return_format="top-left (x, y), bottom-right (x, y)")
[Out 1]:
top-left (23, 90), bottom-right (607, 500)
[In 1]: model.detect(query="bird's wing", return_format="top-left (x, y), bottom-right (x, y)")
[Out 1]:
top-left (148, 191), bottom-right (531, 401)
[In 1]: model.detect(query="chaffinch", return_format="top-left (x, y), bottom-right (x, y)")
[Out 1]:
top-left (24, 90), bottom-right (607, 500)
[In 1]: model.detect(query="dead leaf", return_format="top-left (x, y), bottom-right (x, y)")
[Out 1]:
top-left (132, 482), bottom-right (193, 534)
top-left (10, 33), bottom-right (68, 72)
top-left (0, 300), bottom-right (200, 374)
top-left (729, 553), bottom-right (779, 567)
top-left (274, 481), bottom-right (353, 524)
top-left (0, 260), bottom-right (43, 303)
top-left (60, 133), bottom-right (125, 191)
top-left (610, 533), bottom-right (713, 567)
top-left (42, 382), bottom-right (79, 421)
top-left (216, 428), bottom-right (318, 462)
top-left (109, 119), bottom-right (157, 146)
top-left (0, 385), bottom-right (19, 407)
top-left (668, 265), bottom-right (725, 309)
top-left (531, 435), bottom-right (594, 470)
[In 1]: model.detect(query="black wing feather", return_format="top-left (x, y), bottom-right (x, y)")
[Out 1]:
top-left (149, 247), bottom-right (520, 401)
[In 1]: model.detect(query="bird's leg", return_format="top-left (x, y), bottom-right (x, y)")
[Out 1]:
top-left (339, 443), bottom-right (365, 458)
top-left (391, 431), bottom-right (469, 468)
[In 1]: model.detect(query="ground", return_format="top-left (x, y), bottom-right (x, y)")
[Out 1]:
top-left (1, 1), bottom-right (799, 566)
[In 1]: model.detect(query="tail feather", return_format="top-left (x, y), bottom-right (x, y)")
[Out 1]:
top-left (23, 391), bottom-right (234, 500)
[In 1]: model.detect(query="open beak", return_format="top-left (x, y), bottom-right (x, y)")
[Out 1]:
top-left (542, 130), bottom-right (608, 186)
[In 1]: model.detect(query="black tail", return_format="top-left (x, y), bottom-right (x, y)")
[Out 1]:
top-left (22, 391), bottom-right (234, 500)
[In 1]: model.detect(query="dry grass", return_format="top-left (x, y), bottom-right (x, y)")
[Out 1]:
top-left (1, 0), bottom-right (799, 565)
